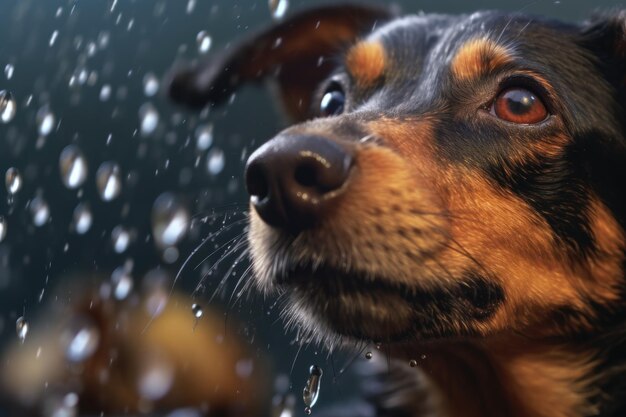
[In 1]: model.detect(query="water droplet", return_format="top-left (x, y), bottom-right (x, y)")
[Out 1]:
top-left (5, 64), bottom-right (14, 80)
top-left (143, 73), bottom-right (160, 97)
top-left (409, 359), bottom-right (417, 367)
top-left (36, 105), bottom-right (56, 136)
top-left (207, 148), bottom-right (225, 175)
top-left (269, 0), bottom-right (289, 20)
top-left (59, 145), bottom-right (88, 189)
top-left (303, 365), bottom-right (322, 409)
top-left (16, 316), bottom-right (28, 343)
top-left (72, 203), bottom-right (93, 234)
top-left (138, 357), bottom-right (174, 401)
top-left (111, 225), bottom-right (131, 253)
top-left (195, 123), bottom-right (213, 151)
top-left (196, 31), bottom-right (212, 54)
top-left (304, 407), bottom-right (311, 415)
top-left (191, 303), bottom-right (203, 318)
top-left (151, 192), bottom-right (190, 248)
top-left (0, 90), bottom-right (17, 123)
top-left (5, 167), bottom-right (22, 194)
top-left (365, 352), bottom-right (372, 360)
top-left (143, 269), bottom-right (169, 317)
top-left (99, 84), bottom-right (112, 101)
top-left (96, 161), bottom-right (122, 201)
top-left (111, 266), bottom-right (133, 300)
top-left (45, 392), bottom-right (79, 417)
top-left (61, 316), bottom-right (100, 362)
top-left (139, 102), bottom-right (159, 136)
top-left (186, 0), bottom-right (196, 14)
top-left (30, 196), bottom-right (50, 227)
top-left (0, 217), bottom-right (6, 242)
top-left (49, 30), bottom-right (59, 46)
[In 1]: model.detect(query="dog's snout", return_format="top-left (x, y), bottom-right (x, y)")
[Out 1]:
top-left (245, 135), bottom-right (354, 232)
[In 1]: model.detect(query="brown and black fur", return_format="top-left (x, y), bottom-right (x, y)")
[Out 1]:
top-left (169, 5), bottom-right (626, 417)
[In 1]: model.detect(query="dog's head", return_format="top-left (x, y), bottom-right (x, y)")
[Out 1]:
top-left (170, 5), bottom-right (626, 346)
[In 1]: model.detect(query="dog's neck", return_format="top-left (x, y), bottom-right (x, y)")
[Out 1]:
top-left (387, 335), bottom-right (600, 417)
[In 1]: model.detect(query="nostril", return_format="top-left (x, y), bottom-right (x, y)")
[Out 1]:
top-left (294, 162), bottom-right (318, 188)
top-left (246, 164), bottom-right (269, 203)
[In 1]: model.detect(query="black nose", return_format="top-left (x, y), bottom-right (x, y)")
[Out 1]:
top-left (245, 135), bottom-right (354, 232)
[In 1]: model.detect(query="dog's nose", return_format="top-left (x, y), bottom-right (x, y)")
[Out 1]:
top-left (245, 135), bottom-right (354, 232)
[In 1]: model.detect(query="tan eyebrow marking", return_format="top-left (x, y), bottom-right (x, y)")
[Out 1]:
top-left (451, 38), bottom-right (513, 81)
top-left (345, 40), bottom-right (387, 87)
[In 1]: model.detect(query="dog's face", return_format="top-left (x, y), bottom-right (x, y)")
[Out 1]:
top-left (170, 6), bottom-right (626, 346)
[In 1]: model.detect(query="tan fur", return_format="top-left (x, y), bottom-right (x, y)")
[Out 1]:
top-left (249, 112), bottom-right (626, 415)
top-left (346, 41), bottom-right (387, 87)
top-left (450, 38), bottom-right (513, 81)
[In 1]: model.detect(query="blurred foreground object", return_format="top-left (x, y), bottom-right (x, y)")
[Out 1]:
top-left (0, 278), bottom-right (267, 417)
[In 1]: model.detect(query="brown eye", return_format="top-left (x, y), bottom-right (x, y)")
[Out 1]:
top-left (492, 88), bottom-right (548, 124)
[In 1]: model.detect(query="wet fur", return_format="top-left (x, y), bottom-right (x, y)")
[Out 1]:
top-left (169, 5), bottom-right (626, 417)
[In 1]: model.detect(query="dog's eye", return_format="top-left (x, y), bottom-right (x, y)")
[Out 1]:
top-left (320, 83), bottom-right (345, 117)
top-left (491, 88), bottom-right (548, 124)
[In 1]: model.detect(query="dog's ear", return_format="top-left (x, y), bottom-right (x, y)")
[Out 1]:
top-left (168, 4), bottom-right (392, 121)
top-left (580, 11), bottom-right (626, 101)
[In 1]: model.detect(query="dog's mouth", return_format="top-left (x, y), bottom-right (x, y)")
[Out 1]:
top-left (266, 257), bottom-right (504, 343)
top-left (274, 263), bottom-right (435, 341)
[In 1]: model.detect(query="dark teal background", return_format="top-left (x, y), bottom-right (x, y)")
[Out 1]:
top-left (0, 0), bottom-right (623, 415)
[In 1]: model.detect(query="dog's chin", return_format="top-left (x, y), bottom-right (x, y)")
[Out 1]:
top-left (276, 265), bottom-right (421, 343)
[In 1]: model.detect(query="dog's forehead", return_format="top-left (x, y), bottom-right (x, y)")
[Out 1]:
top-left (364, 11), bottom-right (579, 75)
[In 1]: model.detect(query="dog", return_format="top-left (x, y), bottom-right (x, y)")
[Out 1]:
top-left (169, 4), bottom-right (626, 417)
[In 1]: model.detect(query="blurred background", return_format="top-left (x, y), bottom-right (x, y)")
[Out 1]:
top-left (0, 0), bottom-right (621, 416)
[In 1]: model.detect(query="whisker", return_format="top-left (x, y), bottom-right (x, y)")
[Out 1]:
top-left (193, 229), bottom-right (247, 271)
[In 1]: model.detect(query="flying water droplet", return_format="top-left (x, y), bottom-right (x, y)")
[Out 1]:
top-left (111, 266), bottom-right (133, 300)
top-left (195, 124), bottom-right (213, 151)
top-left (151, 192), bottom-right (190, 248)
top-left (49, 30), bottom-right (59, 46)
top-left (0, 90), bottom-right (17, 123)
top-left (304, 407), bottom-right (311, 415)
top-left (269, 0), bottom-right (289, 20)
top-left (409, 359), bottom-right (417, 367)
top-left (196, 31), bottom-right (212, 54)
top-left (186, 0), bottom-right (196, 14)
top-left (30, 196), bottom-right (50, 227)
top-left (111, 225), bottom-right (131, 253)
top-left (99, 84), bottom-right (112, 101)
top-left (72, 203), bottom-right (93, 234)
top-left (365, 352), bottom-right (373, 360)
top-left (137, 356), bottom-right (174, 401)
top-left (303, 365), bottom-right (322, 410)
top-left (36, 105), bottom-right (56, 136)
top-left (61, 316), bottom-right (100, 362)
top-left (96, 161), bottom-right (122, 201)
top-left (139, 102), bottom-right (159, 136)
top-left (5, 167), bottom-right (22, 195)
top-left (143, 73), bottom-right (160, 97)
top-left (4, 64), bottom-right (14, 80)
top-left (0, 217), bottom-right (6, 242)
top-left (59, 145), bottom-right (88, 189)
top-left (143, 269), bottom-right (169, 317)
top-left (16, 316), bottom-right (28, 343)
top-left (191, 303), bottom-right (203, 318)
top-left (207, 148), bottom-right (225, 175)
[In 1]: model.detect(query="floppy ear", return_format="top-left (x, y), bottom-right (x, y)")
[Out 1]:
top-left (580, 11), bottom-right (626, 104)
top-left (168, 4), bottom-right (393, 121)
